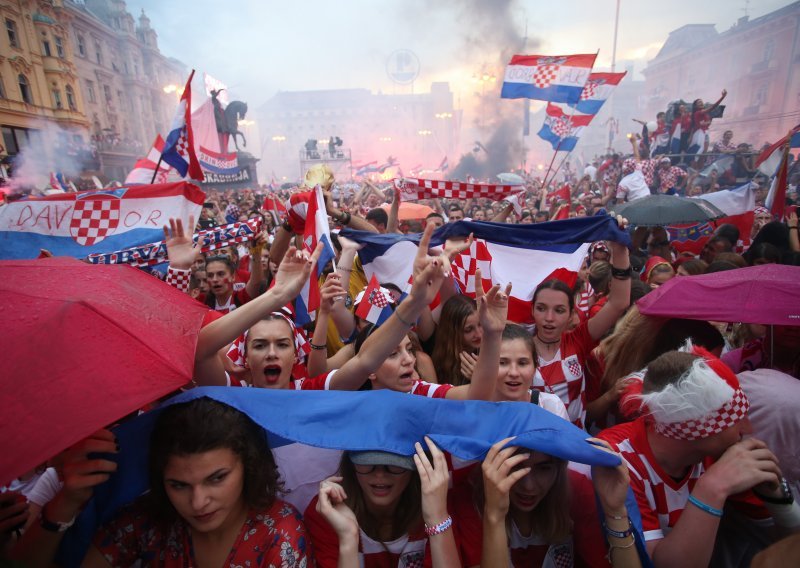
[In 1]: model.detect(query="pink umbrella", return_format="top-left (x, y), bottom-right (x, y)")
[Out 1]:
top-left (636, 264), bottom-right (800, 326)
top-left (0, 257), bottom-right (210, 485)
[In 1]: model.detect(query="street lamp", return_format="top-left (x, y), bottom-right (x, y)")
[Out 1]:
top-left (238, 119), bottom-right (255, 127)
top-left (379, 136), bottom-right (392, 142)
top-left (435, 112), bottom-right (453, 119)
top-left (417, 129), bottom-right (432, 136)
top-left (272, 135), bottom-right (286, 142)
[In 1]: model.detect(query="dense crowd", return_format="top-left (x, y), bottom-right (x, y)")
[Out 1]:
top-left (2, 129), bottom-right (800, 567)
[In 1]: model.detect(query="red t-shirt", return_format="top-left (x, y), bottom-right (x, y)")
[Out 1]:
top-left (450, 471), bottom-right (610, 567)
top-left (304, 495), bottom-right (432, 568)
top-left (532, 322), bottom-right (597, 428)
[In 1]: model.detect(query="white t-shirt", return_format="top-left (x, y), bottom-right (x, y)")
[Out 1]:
top-left (616, 170), bottom-right (650, 202)
top-left (584, 164), bottom-right (598, 179)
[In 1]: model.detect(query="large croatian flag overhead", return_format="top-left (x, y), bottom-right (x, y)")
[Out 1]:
top-left (0, 182), bottom-right (205, 260)
top-left (342, 215), bottom-right (630, 324)
top-left (501, 53), bottom-right (597, 105)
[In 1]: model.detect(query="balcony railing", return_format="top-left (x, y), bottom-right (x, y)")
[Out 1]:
top-left (299, 148), bottom-right (352, 161)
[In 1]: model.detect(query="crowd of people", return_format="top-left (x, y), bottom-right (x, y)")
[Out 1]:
top-left (2, 125), bottom-right (800, 568)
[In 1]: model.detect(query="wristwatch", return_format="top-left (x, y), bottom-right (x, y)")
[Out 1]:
top-left (756, 478), bottom-right (794, 505)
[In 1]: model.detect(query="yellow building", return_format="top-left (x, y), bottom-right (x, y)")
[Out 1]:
top-left (0, 0), bottom-right (185, 183)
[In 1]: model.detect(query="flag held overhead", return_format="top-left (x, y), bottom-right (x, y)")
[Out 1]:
top-left (501, 53), bottom-right (597, 105)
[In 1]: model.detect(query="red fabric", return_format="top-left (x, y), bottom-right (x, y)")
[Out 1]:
top-left (532, 321), bottom-right (597, 428)
top-left (410, 380), bottom-right (452, 399)
top-left (450, 472), bottom-right (610, 567)
top-left (93, 497), bottom-right (312, 567)
top-left (588, 295), bottom-right (608, 318)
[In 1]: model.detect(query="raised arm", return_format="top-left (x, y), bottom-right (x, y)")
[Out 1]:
top-left (307, 273), bottom-right (347, 377)
top-left (193, 244), bottom-right (323, 386)
top-left (707, 89), bottom-right (727, 113)
top-left (244, 231), bottom-right (268, 300)
top-left (587, 216), bottom-right (631, 342)
top-left (387, 186), bottom-right (402, 234)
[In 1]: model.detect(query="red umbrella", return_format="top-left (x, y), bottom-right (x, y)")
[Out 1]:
top-left (0, 257), bottom-right (209, 485)
top-left (636, 264), bottom-right (800, 326)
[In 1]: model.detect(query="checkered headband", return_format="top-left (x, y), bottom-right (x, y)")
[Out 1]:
top-left (630, 346), bottom-right (750, 441)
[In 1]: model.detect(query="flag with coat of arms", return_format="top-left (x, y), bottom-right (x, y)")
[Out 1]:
top-left (538, 103), bottom-right (594, 152)
top-left (501, 53), bottom-right (596, 105)
top-left (355, 274), bottom-right (394, 326)
top-left (161, 70), bottom-right (204, 182)
top-left (295, 185), bottom-right (336, 325)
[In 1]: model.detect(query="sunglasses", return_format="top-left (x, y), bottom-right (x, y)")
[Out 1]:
top-left (353, 464), bottom-right (409, 475)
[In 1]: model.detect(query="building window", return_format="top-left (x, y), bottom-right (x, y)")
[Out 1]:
top-left (66, 85), bottom-right (76, 110)
top-left (6, 19), bottom-right (18, 48)
top-left (77, 33), bottom-right (86, 57)
top-left (763, 39), bottom-right (775, 62)
top-left (103, 84), bottom-right (112, 105)
top-left (55, 36), bottom-right (64, 58)
top-left (86, 79), bottom-right (96, 103)
top-left (0, 77), bottom-right (5, 99)
top-left (42, 38), bottom-right (52, 57)
top-left (18, 74), bottom-right (31, 104)
top-left (95, 40), bottom-right (102, 65)
top-left (52, 87), bottom-right (63, 109)
top-left (754, 83), bottom-right (768, 106)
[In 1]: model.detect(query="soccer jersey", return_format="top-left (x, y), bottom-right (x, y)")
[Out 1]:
top-left (532, 322), bottom-right (597, 428)
top-left (225, 370), bottom-right (336, 390)
top-left (599, 418), bottom-right (704, 541)
top-left (305, 495), bottom-right (432, 568)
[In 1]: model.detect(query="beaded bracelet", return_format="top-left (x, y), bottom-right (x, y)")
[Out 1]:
top-left (688, 494), bottom-right (723, 517)
top-left (603, 519), bottom-right (634, 539)
top-left (424, 516), bottom-right (452, 537)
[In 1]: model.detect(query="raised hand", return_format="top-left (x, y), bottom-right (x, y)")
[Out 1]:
top-left (481, 437), bottom-right (531, 520)
top-left (588, 438), bottom-right (629, 517)
top-left (163, 216), bottom-right (199, 269)
top-left (0, 490), bottom-right (28, 535)
top-left (460, 351), bottom-right (478, 380)
top-left (273, 243), bottom-right (323, 303)
top-left (475, 267), bottom-right (511, 335)
top-left (319, 273), bottom-right (347, 314)
top-left (414, 437), bottom-right (451, 527)
top-left (317, 476), bottom-right (359, 540)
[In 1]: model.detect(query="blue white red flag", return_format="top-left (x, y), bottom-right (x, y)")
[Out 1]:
top-left (342, 215), bottom-right (630, 324)
top-left (0, 182), bottom-right (204, 260)
top-left (355, 274), bottom-right (394, 326)
top-left (569, 72), bottom-right (626, 115)
top-left (538, 103), bottom-right (594, 152)
top-left (354, 161), bottom-right (379, 176)
top-left (501, 53), bottom-right (597, 105)
top-left (160, 70), bottom-right (204, 182)
top-left (755, 124), bottom-right (800, 176)
top-left (124, 135), bottom-right (171, 185)
top-left (48, 172), bottom-right (66, 192)
top-left (378, 156), bottom-right (399, 173)
top-left (296, 185), bottom-right (336, 324)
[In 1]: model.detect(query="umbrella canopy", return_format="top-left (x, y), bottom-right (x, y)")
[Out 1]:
top-left (0, 257), bottom-right (210, 485)
top-left (636, 264), bottom-right (800, 326)
top-left (612, 194), bottom-right (726, 227)
top-left (497, 172), bottom-right (525, 185)
top-left (381, 202), bottom-right (434, 220)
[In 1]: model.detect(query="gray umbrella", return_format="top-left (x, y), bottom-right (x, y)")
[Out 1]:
top-left (611, 194), bottom-right (726, 227)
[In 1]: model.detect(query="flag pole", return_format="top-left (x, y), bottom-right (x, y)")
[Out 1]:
top-left (150, 156), bottom-right (164, 185)
top-left (541, 139), bottom-right (563, 189)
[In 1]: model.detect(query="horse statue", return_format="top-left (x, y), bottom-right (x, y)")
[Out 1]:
top-left (210, 89), bottom-right (248, 152)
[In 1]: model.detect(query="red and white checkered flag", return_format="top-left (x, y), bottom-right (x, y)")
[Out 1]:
top-left (452, 239), bottom-right (493, 296)
top-left (394, 177), bottom-right (523, 202)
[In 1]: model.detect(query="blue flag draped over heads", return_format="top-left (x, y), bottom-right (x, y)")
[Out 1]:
top-left (60, 388), bottom-right (622, 563)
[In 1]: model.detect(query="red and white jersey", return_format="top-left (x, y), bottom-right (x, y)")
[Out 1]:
top-left (224, 370), bottom-right (336, 391)
top-left (450, 471), bottom-right (610, 567)
top-left (410, 379), bottom-right (452, 399)
top-left (212, 288), bottom-right (252, 314)
top-left (532, 322), bottom-right (597, 428)
top-left (305, 495), bottom-right (432, 568)
top-left (599, 419), bottom-right (703, 542)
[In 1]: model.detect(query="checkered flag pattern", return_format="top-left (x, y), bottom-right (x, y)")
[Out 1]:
top-left (656, 388), bottom-right (750, 441)
top-left (567, 358), bottom-right (582, 378)
top-left (550, 117), bottom-right (572, 139)
top-left (166, 267), bottom-right (191, 293)
top-left (551, 543), bottom-right (573, 568)
top-left (69, 198), bottom-right (120, 246)
top-left (369, 289), bottom-right (389, 308)
top-left (394, 178), bottom-right (523, 202)
top-left (580, 79), bottom-right (598, 100)
top-left (452, 239), bottom-right (493, 295)
top-left (533, 64), bottom-right (559, 88)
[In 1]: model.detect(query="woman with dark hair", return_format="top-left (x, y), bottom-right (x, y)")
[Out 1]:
top-left (12, 398), bottom-right (311, 566)
top-left (675, 258), bottom-right (707, 276)
top-left (431, 295), bottom-right (481, 386)
top-left (306, 439), bottom-right (458, 567)
top-left (528, 216), bottom-right (631, 427)
top-left (687, 90), bottom-right (727, 156)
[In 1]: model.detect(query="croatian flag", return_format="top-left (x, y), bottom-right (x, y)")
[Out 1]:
top-left (160, 70), bottom-right (204, 182)
top-left (296, 185), bottom-right (336, 324)
top-left (354, 161), bottom-right (379, 177)
top-left (124, 135), bottom-right (171, 185)
top-left (501, 53), bottom-right (597, 105)
top-left (355, 274), bottom-right (394, 326)
top-left (538, 103), bottom-right (594, 152)
top-left (0, 182), bottom-right (205, 260)
top-left (569, 72), bottom-right (627, 115)
top-left (48, 172), bottom-right (66, 192)
top-left (342, 215), bottom-right (630, 324)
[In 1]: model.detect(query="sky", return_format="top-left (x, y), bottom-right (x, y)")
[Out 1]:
top-left (127, 0), bottom-right (792, 108)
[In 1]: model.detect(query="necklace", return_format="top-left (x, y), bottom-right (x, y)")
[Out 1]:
top-left (535, 335), bottom-right (561, 345)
